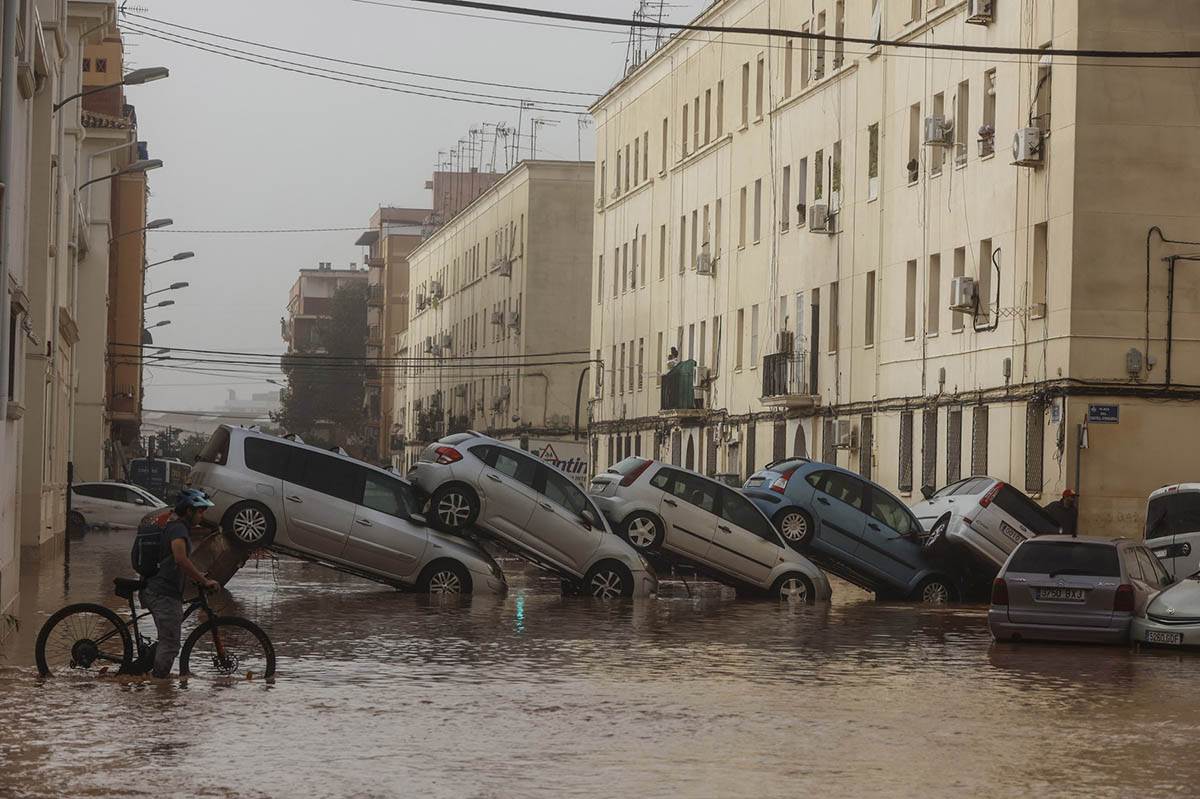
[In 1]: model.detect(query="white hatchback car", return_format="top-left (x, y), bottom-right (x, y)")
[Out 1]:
top-left (588, 457), bottom-right (832, 603)
top-left (189, 425), bottom-right (507, 595)
top-left (911, 477), bottom-right (1060, 570)
top-left (70, 481), bottom-right (167, 532)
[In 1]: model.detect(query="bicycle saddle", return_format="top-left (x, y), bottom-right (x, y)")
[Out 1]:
top-left (114, 576), bottom-right (146, 600)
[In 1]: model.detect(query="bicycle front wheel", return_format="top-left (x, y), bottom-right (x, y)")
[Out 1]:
top-left (179, 616), bottom-right (275, 679)
top-left (35, 603), bottom-right (133, 677)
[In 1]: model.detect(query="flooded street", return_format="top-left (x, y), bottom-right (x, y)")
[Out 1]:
top-left (2, 532), bottom-right (1199, 798)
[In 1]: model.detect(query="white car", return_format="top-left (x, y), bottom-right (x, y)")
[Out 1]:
top-left (588, 457), bottom-right (832, 603)
top-left (1133, 567), bottom-right (1198, 648)
top-left (1144, 484), bottom-right (1200, 580)
top-left (911, 477), bottom-right (1060, 570)
top-left (70, 481), bottom-right (167, 531)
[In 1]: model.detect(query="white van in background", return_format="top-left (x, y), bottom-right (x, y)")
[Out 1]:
top-left (1144, 484), bottom-right (1200, 580)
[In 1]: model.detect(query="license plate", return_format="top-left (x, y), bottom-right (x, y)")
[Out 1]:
top-left (1037, 587), bottom-right (1086, 602)
top-left (746, 478), bottom-right (764, 487)
top-left (999, 521), bottom-right (1026, 545)
top-left (1147, 630), bottom-right (1183, 646)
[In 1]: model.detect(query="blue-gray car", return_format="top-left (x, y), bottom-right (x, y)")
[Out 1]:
top-left (744, 459), bottom-right (966, 603)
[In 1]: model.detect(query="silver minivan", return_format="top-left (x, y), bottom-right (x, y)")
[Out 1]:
top-left (189, 425), bottom-right (507, 595)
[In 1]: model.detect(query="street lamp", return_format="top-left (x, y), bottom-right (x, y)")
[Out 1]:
top-left (144, 281), bottom-right (189, 300)
top-left (111, 217), bottom-right (173, 242)
top-left (144, 299), bottom-right (175, 311)
top-left (144, 251), bottom-right (194, 271)
top-left (78, 158), bottom-right (162, 191)
top-left (53, 66), bottom-right (169, 112)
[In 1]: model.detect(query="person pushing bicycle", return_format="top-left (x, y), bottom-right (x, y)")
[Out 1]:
top-left (141, 490), bottom-right (220, 678)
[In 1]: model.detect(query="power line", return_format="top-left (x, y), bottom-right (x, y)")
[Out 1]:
top-left (153, 226), bottom-right (366, 234)
top-left (110, 342), bottom-right (591, 362)
top-left (400, 0), bottom-right (1200, 60)
top-left (348, 0), bottom-right (619, 36)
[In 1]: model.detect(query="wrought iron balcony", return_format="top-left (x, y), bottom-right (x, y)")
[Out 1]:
top-left (761, 351), bottom-right (818, 408)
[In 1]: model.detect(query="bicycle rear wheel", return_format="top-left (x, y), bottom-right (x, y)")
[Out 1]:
top-left (35, 603), bottom-right (133, 677)
top-left (179, 616), bottom-right (275, 679)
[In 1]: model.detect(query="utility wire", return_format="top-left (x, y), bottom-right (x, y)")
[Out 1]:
top-left (153, 226), bottom-right (367, 234)
top-left (110, 342), bottom-right (591, 362)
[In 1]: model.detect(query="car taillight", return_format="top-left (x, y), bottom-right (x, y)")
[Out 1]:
top-left (980, 482), bottom-right (1004, 508)
top-left (619, 459), bottom-right (653, 487)
top-left (434, 446), bottom-right (463, 465)
top-left (991, 577), bottom-right (1009, 606)
top-left (1113, 583), bottom-right (1135, 613)
top-left (770, 467), bottom-right (799, 494)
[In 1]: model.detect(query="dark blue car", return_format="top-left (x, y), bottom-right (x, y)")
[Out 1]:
top-left (744, 459), bottom-right (968, 603)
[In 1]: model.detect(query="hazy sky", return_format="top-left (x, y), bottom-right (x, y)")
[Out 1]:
top-left (131, 0), bottom-right (707, 412)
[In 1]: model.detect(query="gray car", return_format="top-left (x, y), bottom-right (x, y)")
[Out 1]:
top-left (407, 433), bottom-right (657, 599)
top-left (989, 536), bottom-right (1167, 644)
top-left (189, 425), bottom-right (507, 595)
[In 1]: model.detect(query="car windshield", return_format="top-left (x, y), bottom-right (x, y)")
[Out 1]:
top-left (606, 457), bottom-right (649, 476)
top-left (1007, 542), bottom-right (1121, 577)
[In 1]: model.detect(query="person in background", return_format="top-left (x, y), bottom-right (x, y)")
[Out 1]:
top-left (1043, 489), bottom-right (1079, 536)
top-left (666, 346), bottom-right (680, 370)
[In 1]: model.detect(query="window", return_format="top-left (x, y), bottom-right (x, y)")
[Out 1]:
top-left (921, 409), bottom-right (937, 492)
top-left (784, 41), bottom-right (794, 97)
top-left (720, 487), bottom-right (779, 543)
top-left (691, 209), bottom-right (699, 267)
top-left (907, 104), bottom-right (921, 183)
top-left (905, 260), bottom-right (918, 339)
top-left (927, 254), bottom-right (941, 335)
top-left (292, 451), bottom-right (361, 503)
top-left (543, 468), bottom-right (589, 518)
top-left (831, 141), bottom-right (841, 203)
top-left (698, 320), bottom-right (707, 367)
top-left (946, 408), bottom-right (962, 484)
top-left (955, 80), bottom-right (970, 164)
top-left (797, 158), bottom-right (807, 224)
top-left (1147, 493), bottom-right (1200, 540)
top-left (899, 411), bottom-right (914, 493)
top-left (833, 1), bottom-right (845, 68)
top-left (655, 468), bottom-right (718, 513)
top-left (656, 332), bottom-right (663, 375)
top-left (630, 240), bottom-right (638, 290)
top-left (638, 338), bottom-right (644, 390)
top-left (822, 419), bottom-right (836, 464)
top-left (801, 22), bottom-right (812, 89)
top-left (661, 117), bottom-right (669, 172)
top-left (624, 144), bottom-right (631, 191)
top-left (643, 131), bottom-right (649, 177)
top-left (978, 238), bottom-right (993, 314)
top-left (679, 216), bottom-right (687, 272)
top-left (1008, 542), bottom-right (1120, 578)
top-left (599, 160), bottom-right (606, 201)
top-left (971, 405), bottom-right (989, 476)
top-left (994, 485), bottom-right (1060, 533)
top-left (952, 247), bottom-right (966, 331)
top-left (693, 96), bottom-right (701, 151)
top-left (619, 343), bottom-right (626, 394)
top-left (814, 149), bottom-right (824, 200)
top-left (622, 243), bottom-right (629, 292)
top-left (1025, 400), bottom-right (1045, 492)
top-left (755, 55), bottom-right (765, 118)
top-left (869, 488), bottom-right (919, 535)
top-left (741, 62), bottom-right (750, 127)
top-left (82, 58), bottom-right (91, 72)
top-left (738, 187), bottom-right (748, 247)
top-left (490, 449), bottom-right (540, 488)
top-left (361, 473), bottom-right (415, 518)
top-left (781, 165), bottom-right (791, 232)
top-left (806, 470), bottom-right (865, 510)
top-left (867, 123), bottom-right (880, 200)
top-left (96, 58), bottom-right (108, 73)
top-left (714, 199), bottom-right (723, 256)
top-left (615, 149), bottom-right (622, 196)
top-left (244, 438), bottom-right (292, 479)
top-left (910, 0), bottom-right (922, 22)
top-left (610, 345), bottom-right (616, 397)
top-left (595, 349), bottom-right (602, 396)
top-left (702, 204), bottom-right (710, 252)
top-left (659, 224), bottom-right (667, 280)
top-left (736, 308), bottom-right (745, 369)
top-left (750, 304), bottom-right (760, 364)
top-left (860, 415), bottom-right (874, 480)
top-left (1033, 222), bottom-right (1048, 315)
top-left (827, 282), bottom-right (839, 351)
top-left (1136, 547), bottom-right (1172, 588)
top-left (687, 325), bottom-right (695, 361)
top-left (704, 89), bottom-right (712, 144)
top-left (640, 233), bottom-right (647, 286)
top-left (752, 179), bottom-right (762, 242)
top-left (198, 427), bottom-right (231, 465)
top-left (931, 93), bottom-right (946, 176)
top-left (712, 316), bottom-right (722, 374)
top-left (815, 12), bottom-right (826, 79)
top-left (716, 81), bottom-right (725, 137)
top-left (864, 271), bottom-right (876, 346)
top-left (681, 103), bottom-right (690, 157)
top-left (633, 137), bottom-right (640, 185)
top-left (612, 247), bottom-right (619, 297)
top-left (981, 69), bottom-right (997, 157)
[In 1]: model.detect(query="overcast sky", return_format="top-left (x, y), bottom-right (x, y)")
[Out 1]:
top-left (131, 0), bottom-right (707, 412)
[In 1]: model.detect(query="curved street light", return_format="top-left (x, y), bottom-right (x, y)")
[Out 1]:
top-left (144, 251), bottom-right (194, 271)
top-left (111, 217), bottom-right (173, 242)
top-left (54, 66), bottom-right (169, 112)
top-left (144, 281), bottom-right (189, 300)
top-left (144, 299), bottom-right (175, 311)
top-left (79, 158), bottom-right (162, 191)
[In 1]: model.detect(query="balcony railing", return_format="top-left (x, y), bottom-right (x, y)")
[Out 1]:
top-left (761, 351), bottom-right (815, 406)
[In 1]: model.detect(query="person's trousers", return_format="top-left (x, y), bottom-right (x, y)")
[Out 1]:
top-left (140, 589), bottom-right (183, 678)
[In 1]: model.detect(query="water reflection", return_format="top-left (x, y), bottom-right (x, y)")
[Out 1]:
top-left (1, 532), bottom-right (1198, 798)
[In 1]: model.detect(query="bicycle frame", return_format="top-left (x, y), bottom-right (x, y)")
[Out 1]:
top-left (123, 589), bottom-right (227, 670)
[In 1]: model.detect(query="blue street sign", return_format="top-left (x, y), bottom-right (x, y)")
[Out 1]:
top-left (1087, 404), bottom-right (1120, 424)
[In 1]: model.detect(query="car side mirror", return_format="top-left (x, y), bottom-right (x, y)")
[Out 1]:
top-left (134, 498), bottom-right (147, 506)
top-left (920, 485), bottom-right (934, 501)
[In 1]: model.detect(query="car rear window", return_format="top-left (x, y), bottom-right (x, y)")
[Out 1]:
top-left (1007, 542), bottom-right (1121, 577)
top-left (607, 456), bottom-right (650, 476)
top-left (933, 477), bottom-right (989, 499)
top-left (1146, 492), bottom-right (1200, 540)
top-left (197, 427), bottom-right (230, 465)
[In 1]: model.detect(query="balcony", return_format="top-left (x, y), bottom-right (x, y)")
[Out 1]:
top-left (368, 283), bottom-right (384, 306)
top-left (658, 360), bottom-right (708, 421)
top-left (760, 352), bottom-right (819, 408)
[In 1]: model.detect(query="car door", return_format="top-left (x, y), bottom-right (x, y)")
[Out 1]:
top-left (527, 466), bottom-right (602, 575)
top-left (708, 487), bottom-right (786, 587)
top-left (861, 486), bottom-right (929, 589)
top-left (344, 470), bottom-right (429, 579)
top-left (645, 468), bottom-right (715, 559)
top-left (474, 446), bottom-right (540, 547)
top-left (281, 449), bottom-right (362, 556)
top-left (71, 484), bottom-right (106, 524)
top-left (112, 486), bottom-right (156, 528)
top-left (88, 484), bottom-right (131, 528)
top-left (803, 470), bottom-right (868, 558)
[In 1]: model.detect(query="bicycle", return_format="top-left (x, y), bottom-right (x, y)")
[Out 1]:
top-left (35, 577), bottom-right (276, 679)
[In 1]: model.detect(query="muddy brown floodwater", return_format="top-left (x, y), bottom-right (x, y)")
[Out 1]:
top-left (2, 530), bottom-right (1199, 798)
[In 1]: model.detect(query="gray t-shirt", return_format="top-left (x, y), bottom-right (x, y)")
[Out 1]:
top-left (145, 519), bottom-right (192, 599)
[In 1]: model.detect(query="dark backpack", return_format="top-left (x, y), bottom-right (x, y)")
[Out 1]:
top-left (131, 516), bottom-right (170, 577)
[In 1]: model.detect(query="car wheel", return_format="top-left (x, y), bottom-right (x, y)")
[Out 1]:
top-left (584, 562), bottom-right (634, 599)
top-left (67, 511), bottom-right (88, 538)
top-left (430, 485), bottom-right (479, 533)
top-left (418, 561), bottom-right (472, 595)
top-left (772, 572), bottom-right (816, 603)
top-left (620, 512), bottom-right (664, 551)
top-left (915, 576), bottom-right (956, 605)
top-left (924, 515), bottom-right (950, 554)
top-left (222, 501), bottom-right (277, 548)
top-left (774, 508), bottom-right (815, 548)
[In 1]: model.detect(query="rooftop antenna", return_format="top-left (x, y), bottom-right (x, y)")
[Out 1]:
top-left (515, 100), bottom-right (534, 163)
top-left (531, 117), bottom-right (559, 160)
top-left (576, 118), bottom-right (592, 161)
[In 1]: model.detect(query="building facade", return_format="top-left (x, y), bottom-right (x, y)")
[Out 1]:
top-left (401, 160), bottom-right (594, 468)
top-left (589, 0), bottom-right (1200, 537)
top-left (282, 263), bottom-right (368, 353)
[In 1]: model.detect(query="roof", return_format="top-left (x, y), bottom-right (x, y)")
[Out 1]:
top-left (1149, 484), bottom-right (1200, 499)
top-left (217, 424), bottom-right (408, 482)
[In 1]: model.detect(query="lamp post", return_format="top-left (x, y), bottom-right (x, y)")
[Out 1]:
top-left (144, 281), bottom-right (189, 300)
top-left (144, 251), bottom-right (194, 271)
top-left (111, 217), bottom-right (173, 242)
top-left (78, 158), bottom-right (162, 191)
top-left (53, 66), bottom-right (169, 112)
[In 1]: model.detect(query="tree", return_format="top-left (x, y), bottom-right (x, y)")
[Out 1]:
top-left (273, 282), bottom-right (368, 449)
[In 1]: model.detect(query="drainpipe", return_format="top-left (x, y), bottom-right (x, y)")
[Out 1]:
top-left (0, 0), bottom-right (19, 420)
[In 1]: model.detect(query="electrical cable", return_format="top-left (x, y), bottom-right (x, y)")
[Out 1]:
top-left (109, 342), bottom-right (591, 362)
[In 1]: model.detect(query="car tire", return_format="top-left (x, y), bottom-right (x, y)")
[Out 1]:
top-left (774, 508), bottom-right (815, 548)
top-left (914, 576), bottom-right (957, 605)
top-left (417, 560), bottom-right (472, 595)
top-left (583, 561), bottom-right (634, 599)
top-left (923, 515), bottom-right (950, 554)
top-left (771, 572), bottom-right (816, 603)
top-left (67, 511), bottom-right (88, 538)
top-left (222, 501), bottom-right (277, 549)
top-left (429, 484), bottom-right (480, 533)
top-left (620, 512), bottom-right (664, 552)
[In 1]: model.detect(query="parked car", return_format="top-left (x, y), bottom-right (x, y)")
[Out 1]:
top-left (1133, 570), bottom-right (1200, 648)
top-left (989, 536), bottom-right (1168, 644)
top-left (587, 457), bottom-right (832, 603)
top-left (408, 433), bottom-right (656, 599)
top-left (70, 481), bottom-right (168, 531)
top-left (189, 425), bottom-right (506, 595)
top-left (742, 459), bottom-right (965, 603)
top-left (1143, 483), bottom-right (1200, 580)
top-left (911, 477), bottom-right (1061, 570)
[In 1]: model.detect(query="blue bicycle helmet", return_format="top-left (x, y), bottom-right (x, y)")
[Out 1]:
top-left (176, 488), bottom-right (214, 510)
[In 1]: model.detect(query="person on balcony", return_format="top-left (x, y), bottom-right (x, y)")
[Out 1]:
top-left (666, 346), bottom-right (680, 371)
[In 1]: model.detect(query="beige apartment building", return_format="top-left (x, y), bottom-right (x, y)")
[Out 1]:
top-left (589, 0), bottom-right (1200, 537)
top-left (401, 160), bottom-right (593, 468)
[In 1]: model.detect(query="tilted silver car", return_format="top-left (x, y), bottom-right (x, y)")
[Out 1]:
top-left (189, 425), bottom-right (506, 595)
top-left (408, 433), bottom-right (656, 599)
top-left (588, 457), bottom-right (833, 603)
top-left (989, 536), bottom-right (1166, 644)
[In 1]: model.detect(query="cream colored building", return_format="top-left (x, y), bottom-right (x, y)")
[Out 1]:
top-left (589, 0), bottom-right (1200, 537)
top-left (401, 160), bottom-right (593, 468)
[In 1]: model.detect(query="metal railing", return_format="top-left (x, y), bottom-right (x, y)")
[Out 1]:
top-left (761, 351), bottom-right (809, 398)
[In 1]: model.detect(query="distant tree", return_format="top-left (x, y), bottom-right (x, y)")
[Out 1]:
top-left (273, 282), bottom-right (368, 449)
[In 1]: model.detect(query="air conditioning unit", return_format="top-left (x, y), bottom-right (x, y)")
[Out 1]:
top-left (965, 0), bottom-right (994, 25)
top-left (430, 280), bottom-right (444, 298)
top-left (776, 330), bottom-right (795, 355)
top-left (949, 276), bottom-right (978, 313)
top-left (835, 419), bottom-right (857, 450)
top-left (1012, 127), bottom-right (1043, 167)
top-left (808, 204), bottom-right (834, 234)
top-left (696, 251), bottom-right (714, 275)
top-left (496, 259), bottom-right (512, 277)
top-left (490, 310), bottom-right (504, 325)
top-left (506, 310), bottom-right (520, 329)
top-left (924, 115), bottom-right (954, 147)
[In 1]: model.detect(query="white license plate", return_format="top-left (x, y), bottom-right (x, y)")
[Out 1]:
top-left (999, 521), bottom-right (1026, 545)
top-left (1147, 630), bottom-right (1183, 646)
top-left (746, 478), bottom-right (764, 487)
top-left (1036, 587), bottom-right (1086, 602)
